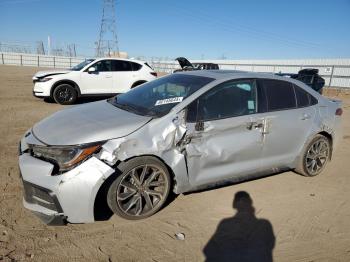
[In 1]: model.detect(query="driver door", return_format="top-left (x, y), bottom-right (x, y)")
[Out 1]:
top-left (80, 60), bottom-right (114, 94)
top-left (184, 79), bottom-right (265, 188)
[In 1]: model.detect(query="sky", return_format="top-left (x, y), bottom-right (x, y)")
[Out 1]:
top-left (0, 0), bottom-right (349, 60)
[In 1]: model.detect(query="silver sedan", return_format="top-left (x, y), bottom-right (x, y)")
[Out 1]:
top-left (18, 70), bottom-right (343, 225)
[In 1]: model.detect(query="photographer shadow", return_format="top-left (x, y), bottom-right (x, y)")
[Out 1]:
top-left (203, 191), bottom-right (275, 262)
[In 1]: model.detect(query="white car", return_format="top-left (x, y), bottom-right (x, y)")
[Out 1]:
top-left (32, 58), bottom-right (157, 104)
top-left (19, 71), bottom-right (342, 224)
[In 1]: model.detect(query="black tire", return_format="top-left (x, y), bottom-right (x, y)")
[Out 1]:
top-left (107, 156), bottom-right (171, 220)
top-left (295, 134), bottom-right (331, 177)
top-left (52, 84), bottom-right (77, 105)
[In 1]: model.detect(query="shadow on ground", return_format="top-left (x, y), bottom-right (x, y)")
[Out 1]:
top-left (203, 191), bottom-right (275, 262)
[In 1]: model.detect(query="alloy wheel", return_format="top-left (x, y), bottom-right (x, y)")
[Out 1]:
top-left (56, 87), bottom-right (73, 103)
top-left (116, 164), bottom-right (169, 217)
top-left (305, 139), bottom-right (329, 175)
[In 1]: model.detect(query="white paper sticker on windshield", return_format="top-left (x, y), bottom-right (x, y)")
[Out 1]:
top-left (155, 97), bottom-right (184, 106)
top-left (248, 100), bottom-right (255, 110)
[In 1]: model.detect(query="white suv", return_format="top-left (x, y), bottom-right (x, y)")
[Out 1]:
top-left (32, 58), bottom-right (157, 104)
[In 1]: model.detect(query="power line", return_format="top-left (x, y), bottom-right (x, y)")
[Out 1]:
top-left (164, 3), bottom-right (336, 55)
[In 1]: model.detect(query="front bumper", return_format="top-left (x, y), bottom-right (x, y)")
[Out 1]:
top-left (33, 82), bottom-right (51, 97)
top-left (21, 179), bottom-right (67, 225)
top-left (19, 138), bottom-right (114, 225)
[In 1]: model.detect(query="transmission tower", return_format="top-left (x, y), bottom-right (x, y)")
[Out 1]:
top-left (96, 0), bottom-right (120, 57)
top-left (36, 41), bottom-right (45, 55)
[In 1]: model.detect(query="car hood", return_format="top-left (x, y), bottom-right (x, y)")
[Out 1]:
top-left (32, 100), bottom-right (152, 146)
top-left (33, 69), bottom-right (71, 79)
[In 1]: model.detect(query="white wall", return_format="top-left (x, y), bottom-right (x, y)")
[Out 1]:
top-left (150, 58), bottom-right (350, 89)
top-left (0, 52), bottom-right (85, 68)
top-left (1, 52), bottom-right (349, 88)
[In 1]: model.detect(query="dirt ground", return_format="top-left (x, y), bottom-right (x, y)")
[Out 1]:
top-left (0, 65), bottom-right (350, 262)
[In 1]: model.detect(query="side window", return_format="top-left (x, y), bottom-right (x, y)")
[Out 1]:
top-left (310, 94), bottom-right (318, 105)
top-left (92, 60), bottom-right (112, 72)
top-left (188, 79), bottom-right (257, 122)
top-left (294, 85), bottom-right (310, 107)
top-left (112, 60), bottom-right (132, 71)
top-left (130, 62), bottom-right (142, 71)
top-left (262, 79), bottom-right (296, 111)
top-left (294, 84), bottom-right (318, 108)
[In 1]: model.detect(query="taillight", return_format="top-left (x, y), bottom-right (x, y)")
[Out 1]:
top-left (150, 72), bottom-right (157, 77)
top-left (335, 108), bottom-right (343, 116)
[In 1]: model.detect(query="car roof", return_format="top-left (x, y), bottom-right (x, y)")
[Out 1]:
top-left (177, 69), bottom-right (322, 98)
top-left (177, 69), bottom-right (288, 81)
top-left (96, 57), bottom-right (145, 64)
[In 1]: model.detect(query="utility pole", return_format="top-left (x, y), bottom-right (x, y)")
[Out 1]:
top-left (96, 0), bottom-right (120, 57)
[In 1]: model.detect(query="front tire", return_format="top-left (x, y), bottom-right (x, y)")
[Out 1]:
top-left (53, 84), bottom-right (77, 105)
top-left (107, 156), bottom-right (171, 220)
top-left (295, 134), bottom-right (331, 177)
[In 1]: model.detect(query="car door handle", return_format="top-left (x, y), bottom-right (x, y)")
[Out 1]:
top-left (246, 121), bottom-right (263, 130)
top-left (301, 113), bottom-right (311, 120)
top-left (105, 75), bottom-right (112, 78)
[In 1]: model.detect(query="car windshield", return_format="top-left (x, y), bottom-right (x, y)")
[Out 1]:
top-left (108, 74), bottom-right (214, 117)
top-left (71, 59), bottom-right (95, 71)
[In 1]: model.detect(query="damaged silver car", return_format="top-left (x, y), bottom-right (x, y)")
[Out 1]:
top-left (18, 70), bottom-right (343, 225)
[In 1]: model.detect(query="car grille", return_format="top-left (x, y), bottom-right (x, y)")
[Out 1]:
top-left (22, 181), bottom-right (62, 212)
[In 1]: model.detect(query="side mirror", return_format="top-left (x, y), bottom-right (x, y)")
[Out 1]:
top-left (88, 67), bottom-right (96, 74)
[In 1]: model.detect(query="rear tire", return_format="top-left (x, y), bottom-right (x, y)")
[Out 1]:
top-left (107, 156), bottom-right (171, 220)
top-left (53, 84), bottom-right (77, 105)
top-left (295, 134), bottom-right (331, 177)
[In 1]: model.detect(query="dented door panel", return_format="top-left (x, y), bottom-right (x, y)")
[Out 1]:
top-left (185, 115), bottom-right (264, 187)
top-left (259, 106), bottom-right (317, 169)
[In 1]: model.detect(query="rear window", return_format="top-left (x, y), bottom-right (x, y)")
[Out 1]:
top-left (262, 79), bottom-right (296, 111)
top-left (131, 62), bottom-right (142, 71)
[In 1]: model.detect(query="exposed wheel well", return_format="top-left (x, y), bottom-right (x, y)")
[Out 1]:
top-left (51, 80), bottom-right (81, 97)
top-left (131, 80), bottom-right (147, 88)
top-left (318, 131), bottom-right (333, 159)
top-left (93, 154), bottom-right (176, 221)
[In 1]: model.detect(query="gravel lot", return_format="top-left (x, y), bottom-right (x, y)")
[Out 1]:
top-left (1, 65), bottom-right (350, 261)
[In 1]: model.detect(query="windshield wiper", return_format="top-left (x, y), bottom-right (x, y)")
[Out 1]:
top-left (108, 98), bottom-right (160, 117)
top-left (115, 102), bottom-right (139, 114)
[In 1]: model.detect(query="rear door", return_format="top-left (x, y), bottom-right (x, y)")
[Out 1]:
top-left (111, 60), bottom-right (135, 93)
top-left (257, 79), bottom-right (317, 169)
top-left (184, 79), bottom-right (265, 188)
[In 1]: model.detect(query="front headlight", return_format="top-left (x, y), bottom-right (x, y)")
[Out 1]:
top-left (37, 77), bottom-right (52, 82)
top-left (30, 144), bottom-right (101, 172)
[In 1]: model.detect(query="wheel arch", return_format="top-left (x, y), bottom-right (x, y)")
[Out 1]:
top-left (318, 131), bottom-right (333, 160)
top-left (51, 80), bottom-right (81, 97)
top-left (93, 154), bottom-right (177, 221)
